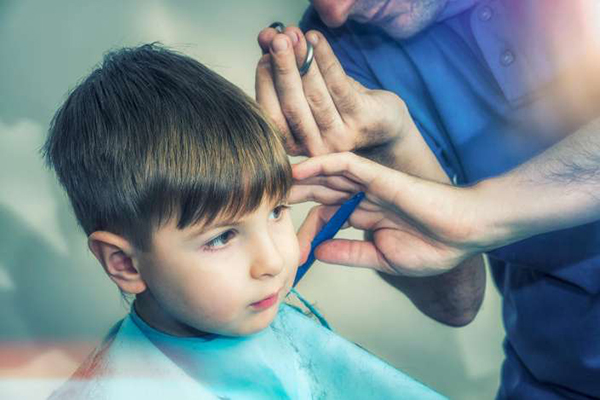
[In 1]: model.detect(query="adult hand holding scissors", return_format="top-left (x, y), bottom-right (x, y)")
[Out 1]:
top-left (256, 27), bottom-right (414, 159)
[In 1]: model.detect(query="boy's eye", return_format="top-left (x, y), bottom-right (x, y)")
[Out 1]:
top-left (204, 230), bottom-right (236, 250)
top-left (270, 204), bottom-right (289, 220)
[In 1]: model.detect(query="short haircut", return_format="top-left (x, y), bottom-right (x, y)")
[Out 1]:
top-left (43, 43), bottom-right (291, 250)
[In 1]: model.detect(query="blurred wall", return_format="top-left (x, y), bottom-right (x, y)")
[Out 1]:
top-left (0, 1), bottom-right (504, 399)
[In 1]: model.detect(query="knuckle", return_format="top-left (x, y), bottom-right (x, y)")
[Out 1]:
top-left (393, 93), bottom-right (409, 116)
top-left (305, 90), bottom-right (328, 109)
top-left (320, 58), bottom-right (339, 80)
top-left (335, 92), bottom-right (357, 113)
top-left (258, 53), bottom-right (271, 67)
top-left (256, 55), bottom-right (272, 75)
top-left (273, 120), bottom-right (293, 143)
top-left (272, 59), bottom-right (295, 76)
top-left (340, 151), bottom-right (354, 160)
top-left (329, 86), bottom-right (355, 111)
top-left (305, 145), bottom-right (326, 158)
top-left (340, 151), bottom-right (359, 166)
top-left (268, 115), bottom-right (287, 131)
top-left (281, 107), bottom-right (305, 134)
top-left (285, 143), bottom-right (303, 157)
top-left (315, 111), bottom-right (339, 133)
top-left (305, 101), bottom-right (340, 132)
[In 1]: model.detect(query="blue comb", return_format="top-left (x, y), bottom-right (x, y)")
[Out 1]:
top-left (293, 191), bottom-right (365, 287)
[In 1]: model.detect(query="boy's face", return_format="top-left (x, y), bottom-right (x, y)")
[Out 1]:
top-left (135, 198), bottom-right (300, 337)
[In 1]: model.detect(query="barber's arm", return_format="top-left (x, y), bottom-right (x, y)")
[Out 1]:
top-left (256, 27), bottom-right (485, 326)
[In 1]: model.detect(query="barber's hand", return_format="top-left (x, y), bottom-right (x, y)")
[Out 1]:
top-left (292, 152), bottom-right (492, 277)
top-left (256, 26), bottom-right (409, 157)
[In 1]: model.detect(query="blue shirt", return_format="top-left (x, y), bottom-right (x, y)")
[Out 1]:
top-left (302, 1), bottom-right (600, 398)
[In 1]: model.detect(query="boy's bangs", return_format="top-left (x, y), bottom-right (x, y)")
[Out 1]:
top-left (143, 105), bottom-right (293, 235)
top-left (176, 131), bottom-right (292, 231)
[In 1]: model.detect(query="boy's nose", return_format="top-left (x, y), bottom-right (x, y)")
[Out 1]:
top-left (249, 231), bottom-right (285, 279)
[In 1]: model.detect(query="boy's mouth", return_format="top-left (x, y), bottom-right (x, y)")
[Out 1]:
top-left (250, 288), bottom-right (281, 310)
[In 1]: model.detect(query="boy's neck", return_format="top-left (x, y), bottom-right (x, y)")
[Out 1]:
top-left (133, 292), bottom-right (211, 338)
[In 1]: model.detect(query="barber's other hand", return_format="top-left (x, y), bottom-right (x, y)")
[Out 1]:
top-left (256, 27), bottom-right (409, 157)
top-left (292, 152), bottom-right (492, 277)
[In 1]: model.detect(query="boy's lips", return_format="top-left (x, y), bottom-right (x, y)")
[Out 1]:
top-left (250, 288), bottom-right (281, 310)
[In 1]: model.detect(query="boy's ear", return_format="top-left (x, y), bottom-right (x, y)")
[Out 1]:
top-left (88, 231), bottom-right (147, 295)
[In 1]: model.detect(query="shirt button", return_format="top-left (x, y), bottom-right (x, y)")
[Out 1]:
top-left (500, 50), bottom-right (515, 66)
top-left (478, 6), bottom-right (493, 21)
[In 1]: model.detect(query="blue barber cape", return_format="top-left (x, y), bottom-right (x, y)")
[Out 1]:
top-left (49, 303), bottom-right (446, 399)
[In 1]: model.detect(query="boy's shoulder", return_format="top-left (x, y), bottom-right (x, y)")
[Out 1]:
top-left (48, 321), bottom-right (122, 399)
top-left (48, 316), bottom-right (217, 400)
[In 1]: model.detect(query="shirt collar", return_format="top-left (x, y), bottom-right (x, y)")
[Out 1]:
top-left (436, 0), bottom-right (480, 21)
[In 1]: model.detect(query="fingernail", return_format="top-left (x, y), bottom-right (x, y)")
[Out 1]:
top-left (306, 32), bottom-right (319, 46)
top-left (272, 36), bottom-right (289, 53)
top-left (286, 31), bottom-right (299, 46)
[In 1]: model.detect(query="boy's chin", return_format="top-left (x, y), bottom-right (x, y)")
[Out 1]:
top-left (230, 303), bottom-right (282, 337)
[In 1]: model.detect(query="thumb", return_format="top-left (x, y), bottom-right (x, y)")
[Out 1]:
top-left (296, 205), bottom-right (338, 264)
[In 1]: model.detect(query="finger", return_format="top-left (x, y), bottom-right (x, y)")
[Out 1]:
top-left (293, 152), bottom-right (411, 206)
top-left (269, 34), bottom-right (323, 154)
top-left (296, 36), bottom-right (345, 152)
top-left (345, 207), bottom-right (386, 229)
top-left (289, 184), bottom-right (351, 205)
top-left (285, 26), bottom-right (353, 156)
top-left (255, 54), bottom-right (299, 153)
top-left (290, 184), bottom-right (383, 218)
top-left (295, 175), bottom-right (363, 193)
top-left (283, 26), bottom-right (308, 71)
top-left (257, 27), bottom-right (278, 55)
top-left (292, 152), bottom-right (380, 185)
top-left (296, 205), bottom-right (338, 264)
top-left (306, 31), bottom-right (359, 117)
top-left (314, 239), bottom-right (392, 272)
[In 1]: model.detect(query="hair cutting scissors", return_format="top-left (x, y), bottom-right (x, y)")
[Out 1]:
top-left (294, 192), bottom-right (365, 286)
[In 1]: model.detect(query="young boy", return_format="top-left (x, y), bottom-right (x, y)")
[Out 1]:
top-left (43, 44), bottom-right (445, 400)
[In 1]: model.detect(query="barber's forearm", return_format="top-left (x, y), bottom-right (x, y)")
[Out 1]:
top-left (378, 255), bottom-right (485, 327)
top-left (475, 117), bottom-right (600, 249)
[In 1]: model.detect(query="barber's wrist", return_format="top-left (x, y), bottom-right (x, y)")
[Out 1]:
top-left (354, 91), bottom-right (412, 160)
top-left (469, 174), bottom-right (537, 251)
top-left (354, 136), bottom-right (400, 167)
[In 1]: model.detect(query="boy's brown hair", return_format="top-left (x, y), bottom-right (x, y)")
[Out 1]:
top-left (43, 43), bottom-right (291, 250)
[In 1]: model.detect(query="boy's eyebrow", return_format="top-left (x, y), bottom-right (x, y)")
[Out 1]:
top-left (184, 217), bottom-right (240, 240)
top-left (183, 197), bottom-right (287, 240)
